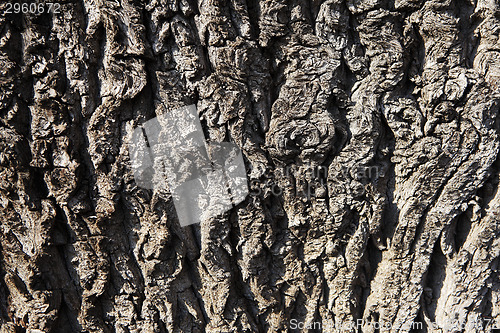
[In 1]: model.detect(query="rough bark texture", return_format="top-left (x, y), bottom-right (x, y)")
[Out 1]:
top-left (0, 0), bottom-right (500, 332)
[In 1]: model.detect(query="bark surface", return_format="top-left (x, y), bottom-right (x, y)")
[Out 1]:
top-left (0, 0), bottom-right (499, 332)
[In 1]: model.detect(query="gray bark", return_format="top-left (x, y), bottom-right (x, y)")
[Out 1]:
top-left (0, 0), bottom-right (499, 332)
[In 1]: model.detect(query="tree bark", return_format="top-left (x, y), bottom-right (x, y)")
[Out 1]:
top-left (0, 0), bottom-right (499, 332)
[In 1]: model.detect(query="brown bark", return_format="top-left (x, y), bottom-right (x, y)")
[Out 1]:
top-left (0, 0), bottom-right (499, 332)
